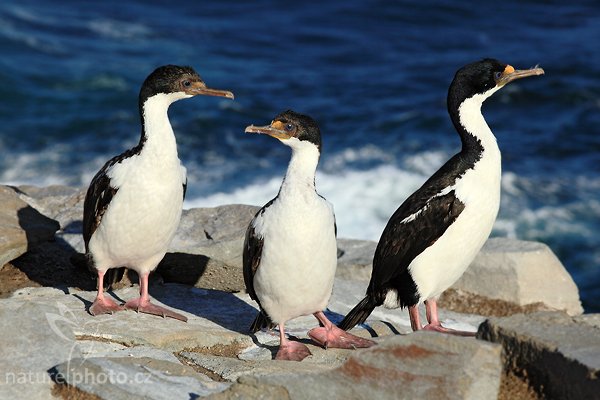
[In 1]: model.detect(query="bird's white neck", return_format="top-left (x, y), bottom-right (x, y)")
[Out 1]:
top-left (279, 139), bottom-right (320, 197)
top-left (140, 92), bottom-right (190, 161)
top-left (457, 92), bottom-right (501, 163)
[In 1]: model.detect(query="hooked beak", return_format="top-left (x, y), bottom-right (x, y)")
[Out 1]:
top-left (186, 81), bottom-right (234, 99)
top-left (245, 121), bottom-right (291, 140)
top-left (496, 64), bottom-right (545, 87)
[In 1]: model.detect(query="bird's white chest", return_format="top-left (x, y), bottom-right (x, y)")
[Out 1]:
top-left (89, 153), bottom-right (184, 272)
top-left (410, 150), bottom-right (501, 300)
top-left (252, 192), bottom-right (337, 324)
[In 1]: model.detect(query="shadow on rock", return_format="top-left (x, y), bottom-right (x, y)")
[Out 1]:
top-left (148, 282), bottom-right (259, 334)
top-left (5, 217), bottom-right (95, 294)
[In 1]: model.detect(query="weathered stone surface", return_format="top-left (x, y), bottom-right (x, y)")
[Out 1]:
top-left (156, 252), bottom-right (245, 292)
top-left (450, 238), bottom-right (583, 316)
top-left (64, 285), bottom-right (257, 351)
top-left (169, 205), bottom-right (259, 268)
top-left (52, 356), bottom-right (230, 400)
top-left (227, 332), bottom-right (503, 400)
top-left (0, 277), bottom-right (492, 398)
top-left (0, 185), bottom-right (60, 269)
top-left (335, 238), bottom-right (377, 281)
top-left (208, 380), bottom-right (290, 400)
top-left (0, 298), bottom-right (82, 400)
top-left (0, 186), bottom-right (590, 399)
top-left (478, 311), bottom-right (600, 400)
top-left (15, 184), bottom-right (84, 230)
top-left (180, 352), bottom-right (341, 382)
top-left (576, 313), bottom-right (600, 328)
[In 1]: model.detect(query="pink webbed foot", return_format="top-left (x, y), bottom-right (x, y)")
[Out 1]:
top-left (308, 325), bottom-right (376, 349)
top-left (89, 295), bottom-right (123, 316)
top-left (275, 341), bottom-right (312, 361)
top-left (418, 300), bottom-right (475, 336)
top-left (124, 298), bottom-right (188, 322)
top-left (422, 323), bottom-right (476, 337)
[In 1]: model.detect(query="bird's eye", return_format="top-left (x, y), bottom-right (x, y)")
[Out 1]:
top-left (285, 123), bottom-right (295, 132)
top-left (494, 72), bottom-right (502, 80)
top-left (182, 80), bottom-right (191, 87)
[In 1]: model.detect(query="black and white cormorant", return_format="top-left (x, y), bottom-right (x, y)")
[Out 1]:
top-left (243, 110), bottom-right (375, 361)
top-left (338, 59), bottom-right (544, 334)
top-left (83, 64), bottom-right (233, 321)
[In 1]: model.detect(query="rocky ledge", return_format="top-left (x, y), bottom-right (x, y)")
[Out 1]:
top-left (0, 184), bottom-right (597, 400)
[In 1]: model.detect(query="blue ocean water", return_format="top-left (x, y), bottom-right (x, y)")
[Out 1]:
top-left (0, 0), bottom-right (598, 311)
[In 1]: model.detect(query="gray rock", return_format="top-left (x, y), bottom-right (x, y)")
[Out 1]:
top-left (169, 205), bottom-right (260, 269)
top-left (15, 185), bottom-right (84, 230)
top-left (0, 185), bottom-right (60, 268)
top-left (77, 341), bottom-right (183, 364)
top-left (7, 275), bottom-right (593, 399)
top-left (156, 252), bottom-right (245, 293)
top-left (229, 332), bottom-right (503, 400)
top-left (12, 185), bottom-right (87, 253)
top-left (575, 314), bottom-right (600, 329)
top-left (52, 356), bottom-right (230, 400)
top-left (335, 238), bottom-right (377, 280)
top-left (208, 380), bottom-right (290, 400)
top-left (450, 238), bottom-right (583, 315)
top-left (180, 352), bottom-right (340, 382)
top-left (63, 285), bottom-right (257, 351)
top-left (478, 311), bottom-right (600, 399)
top-left (0, 299), bottom-right (82, 400)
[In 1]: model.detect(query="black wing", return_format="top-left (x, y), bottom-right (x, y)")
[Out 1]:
top-left (242, 221), bottom-right (264, 303)
top-left (82, 165), bottom-right (125, 288)
top-left (82, 168), bottom-right (118, 252)
top-left (242, 198), bottom-right (276, 301)
top-left (181, 164), bottom-right (187, 201)
top-left (367, 190), bottom-right (465, 304)
top-left (243, 199), bottom-right (277, 332)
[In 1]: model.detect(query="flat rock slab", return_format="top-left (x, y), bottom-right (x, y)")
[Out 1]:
top-left (180, 351), bottom-right (344, 382)
top-left (0, 278), bottom-right (489, 398)
top-left (450, 238), bottom-right (583, 316)
top-left (0, 186), bottom-right (60, 268)
top-left (52, 356), bottom-right (229, 400)
top-left (478, 311), bottom-right (600, 399)
top-left (40, 284), bottom-right (258, 351)
top-left (225, 332), bottom-right (503, 400)
top-left (0, 295), bottom-right (82, 400)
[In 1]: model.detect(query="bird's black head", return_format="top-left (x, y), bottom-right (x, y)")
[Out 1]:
top-left (448, 58), bottom-right (544, 110)
top-left (245, 110), bottom-right (322, 152)
top-left (139, 64), bottom-right (233, 106)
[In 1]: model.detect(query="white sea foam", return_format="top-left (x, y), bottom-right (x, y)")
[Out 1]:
top-left (0, 143), bottom-right (103, 188)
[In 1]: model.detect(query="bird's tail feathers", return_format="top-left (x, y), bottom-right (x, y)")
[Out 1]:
top-left (71, 252), bottom-right (126, 291)
top-left (249, 310), bottom-right (275, 333)
top-left (103, 268), bottom-right (125, 290)
top-left (337, 296), bottom-right (378, 331)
